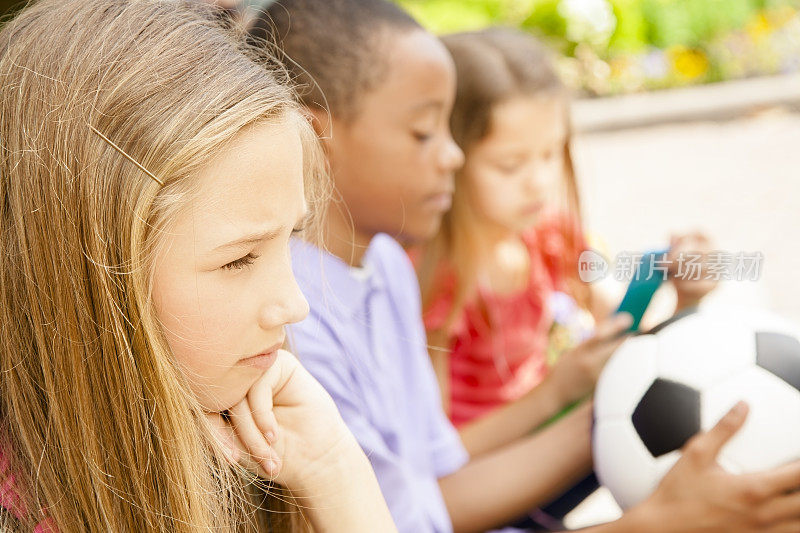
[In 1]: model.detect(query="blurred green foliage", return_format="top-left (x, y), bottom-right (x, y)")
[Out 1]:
top-left (399, 0), bottom-right (797, 51)
top-left (396, 0), bottom-right (800, 94)
top-left (2, 0), bottom-right (795, 95)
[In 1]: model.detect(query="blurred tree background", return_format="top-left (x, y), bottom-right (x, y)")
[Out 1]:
top-left (1, 0), bottom-right (796, 96)
top-left (395, 0), bottom-right (800, 95)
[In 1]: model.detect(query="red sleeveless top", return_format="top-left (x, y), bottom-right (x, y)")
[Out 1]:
top-left (421, 215), bottom-right (586, 427)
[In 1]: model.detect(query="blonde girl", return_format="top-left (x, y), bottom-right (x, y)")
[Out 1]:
top-left (0, 1), bottom-right (394, 531)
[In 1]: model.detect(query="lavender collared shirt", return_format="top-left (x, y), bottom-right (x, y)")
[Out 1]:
top-left (288, 234), bottom-right (469, 533)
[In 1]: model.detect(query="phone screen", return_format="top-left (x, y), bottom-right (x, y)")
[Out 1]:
top-left (615, 249), bottom-right (670, 332)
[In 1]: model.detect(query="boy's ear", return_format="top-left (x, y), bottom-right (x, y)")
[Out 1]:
top-left (304, 106), bottom-right (334, 153)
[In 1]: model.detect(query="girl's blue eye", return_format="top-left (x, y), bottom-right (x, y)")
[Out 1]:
top-left (222, 252), bottom-right (259, 271)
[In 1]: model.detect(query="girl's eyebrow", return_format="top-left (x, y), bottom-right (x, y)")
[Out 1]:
top-left (213, 227), bottom-right (283, 252)
top-left (212, 211), bottom-right (309, 252)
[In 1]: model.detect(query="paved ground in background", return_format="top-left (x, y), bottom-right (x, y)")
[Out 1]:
top-left (562, 109), bottom-right (800, 528)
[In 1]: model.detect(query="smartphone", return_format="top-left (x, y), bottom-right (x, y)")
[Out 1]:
top-left (615, 248), bottom-right (671, 332)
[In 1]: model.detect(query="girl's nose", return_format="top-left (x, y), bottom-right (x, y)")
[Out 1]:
top-left (258, 272), bottom-right (309, 330)
top-left (525, 162), bottom-right (554, 198)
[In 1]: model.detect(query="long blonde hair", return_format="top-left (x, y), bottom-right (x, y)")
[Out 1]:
top-left (417, 28), bottom-right (588, 339)
top-left (0, 0), bottom-right (324, 531)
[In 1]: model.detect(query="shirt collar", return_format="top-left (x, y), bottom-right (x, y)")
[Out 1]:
top-left (291, 237), bottom-right (385, 318)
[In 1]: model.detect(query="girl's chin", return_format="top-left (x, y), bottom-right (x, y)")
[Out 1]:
top-left (192, 379), bottom-right (254, 414)
top-left (516, 211), bottom-right (541, 230)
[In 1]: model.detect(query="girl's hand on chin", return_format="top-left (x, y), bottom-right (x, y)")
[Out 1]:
top-left (206, 349), bottom-right (360, 492)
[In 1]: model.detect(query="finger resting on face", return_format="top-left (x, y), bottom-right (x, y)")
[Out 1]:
top-left (229, 397), bottom-right (280, 475)
top-left (247, 380), bottom-right (280, 443)
top-left (231, 429), bottom-right (276, 477)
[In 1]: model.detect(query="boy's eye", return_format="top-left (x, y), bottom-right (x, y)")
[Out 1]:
top-left (412, 131), bottom-right (433, 142)
top-left (222, 252), bottom-right (259, 271)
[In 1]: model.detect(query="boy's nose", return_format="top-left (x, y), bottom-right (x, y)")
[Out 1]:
top-left (440, 136), bottom-right (464, 172)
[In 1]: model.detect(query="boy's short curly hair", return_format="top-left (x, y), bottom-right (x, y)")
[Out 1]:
top-left (249, 0), bottom-right (420, 121)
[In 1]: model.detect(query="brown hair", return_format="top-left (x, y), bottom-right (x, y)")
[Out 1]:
top-left (249, 0), bottom-right (420, 121)
top-left (418, 27), bottom-right (588, 339)
top-left (0, 0), bottom-right (324, 530)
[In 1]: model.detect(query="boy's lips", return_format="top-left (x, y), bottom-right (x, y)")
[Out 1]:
top-left (425, 191), bottom-right (453, 212)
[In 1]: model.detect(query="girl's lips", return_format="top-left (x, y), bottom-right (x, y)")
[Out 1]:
top-left (521, 202), bottom-right (544, 216)
top-left (238, 349), bottom-right (279, 370)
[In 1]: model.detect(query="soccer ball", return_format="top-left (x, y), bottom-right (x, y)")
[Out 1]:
top-left (592, 307), bottom-right (800, 510)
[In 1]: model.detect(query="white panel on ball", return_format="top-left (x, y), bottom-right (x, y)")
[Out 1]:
top-left (656, 313), bottom-right (755, 390)
top-left (593, 419), bottom-right (659, 510)
top-left (719, 306), bottom-right (800, 339)
top-left (594, 335), bottom-right (659, 420)
top-left (701, 366), bottom-right (800, 474)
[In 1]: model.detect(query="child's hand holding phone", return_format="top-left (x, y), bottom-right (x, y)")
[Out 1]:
top-left (548, 313), bottom-right (633, 406)
top-left (614, 232), bottom-right (718, 333)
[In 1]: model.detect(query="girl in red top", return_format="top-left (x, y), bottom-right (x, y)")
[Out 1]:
top-left (416, 28), bottom-right (603, 430)
top-left (416, 28), bottom-right (717, 433)
top-left (421, 211), bottom-right (590, 427)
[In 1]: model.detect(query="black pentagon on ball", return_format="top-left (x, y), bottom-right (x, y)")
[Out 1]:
top-left (756, 331), bottom-right (800, 392)
top-left (632, 378), bottom-right (701, 458)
